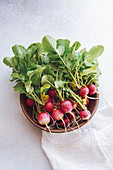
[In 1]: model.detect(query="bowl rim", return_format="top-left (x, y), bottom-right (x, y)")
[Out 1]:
top-left (20, 92), bottom-right (99, 133)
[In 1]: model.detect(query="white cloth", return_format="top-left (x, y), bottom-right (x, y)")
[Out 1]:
top-left (42, 106), bottom-right (113, 170)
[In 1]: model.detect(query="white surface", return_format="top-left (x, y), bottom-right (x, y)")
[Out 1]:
top-left (0, 0), bottom-right (113, 170)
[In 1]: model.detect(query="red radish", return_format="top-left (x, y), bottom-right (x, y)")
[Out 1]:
top-left (37, 112), bottom-right (50, 125)
top-left (67, 111), bottom-right (75, 120)
top-left (52, 109), bottom-right (64, 121)
top-left (79, 87), bottom-right (89, 98)
top-left (88, 84), bottom-right (96, 95)
top-left (60, 100), bottom-right (73, 113)
top-left (44, 102), bottom-right (54, 112)
top-left (85, 98), bottom-right (89, 107)
top-left (80, 110), bottom-right (91, 120)
top-left (82, 97), bottom-right (89, 107)
top-left (26, 98), bottom-right (35, 107)
top-left (47, 97), bottom-right (52, 102)
top-left (60, 100), bottom-right (77, 124)
top-left (49, 89), bottom-right (56, 98)
top-left (61, 118), bottom-right (70, 127)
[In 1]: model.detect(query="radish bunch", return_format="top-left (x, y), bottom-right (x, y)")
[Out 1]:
top-left (26, 84), bottom-right (97, 130)
top-left (4, 35), bottom-right (103, 133)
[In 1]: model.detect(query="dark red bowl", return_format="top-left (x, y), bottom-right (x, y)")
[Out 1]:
top-left (20, 92), bottom-right (99, 133)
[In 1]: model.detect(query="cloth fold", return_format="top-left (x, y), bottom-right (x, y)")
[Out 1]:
top-left (42, 106), bottom-right (113, 170)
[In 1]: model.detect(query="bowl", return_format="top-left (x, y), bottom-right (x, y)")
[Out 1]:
top-left (20, 92), bottom-right (99, 133)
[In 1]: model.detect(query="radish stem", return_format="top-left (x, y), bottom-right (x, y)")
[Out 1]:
top-left (31, 93), bottom-right (44, 105)
top-left (58, 54), bottom-right (80, 89)
top-left (66, 88), bottom-right (86, 110)
top-left (99, 93), bottom-right (113, 114)
top-left (45, 124), bottom-right (51, 134)
top-left (61, 117), bottom-right (67, 133)
top-left (87, 96), bottom-right (99, 100)
top-left (69, 111), bottom-right (81, 134)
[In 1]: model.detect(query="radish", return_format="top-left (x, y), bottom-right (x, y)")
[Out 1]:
top-left (79, 86), bottom-right (89, 98)
top-left (85, 98), bottom-right (89, 107)
top-left (49, 89), bottom-right (56, 104)
top-left (37, 112), bottom-right (50, 125)
top-left (52, 109), bottom-right (68, 131)
top-left (44, 102), bottom-right (54, 112)
top-left (60, 100), bottom-right (78, 124)
top-left (52, 109), bottom-right (64, 121)
top-left (60, 100), bottom-right (81, 132)
top-left (49, 89), bottom-right (56, 98)
top-left (37, 112), bottom-right (51, 132)
top-left (88, 84), bottom-right (96, 95)
top-left (61, 118), bottom-right (70, 127)
top-left (60, 100), bottom-right (73, 113)
top-left (80, 110), bottom-right (91, 120)
top-left (26, 98), bottom-right (35, 107)
top-left (82, 97), bottom-right (89, 107)
top-left (47, 97), bottom-right (52, 102)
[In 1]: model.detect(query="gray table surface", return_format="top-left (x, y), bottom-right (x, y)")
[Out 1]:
top-left (0, 0), bottom-right (113, 170)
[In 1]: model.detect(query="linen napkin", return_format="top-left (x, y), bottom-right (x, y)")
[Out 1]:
top-left (42, 106), bottom-right (113, 170)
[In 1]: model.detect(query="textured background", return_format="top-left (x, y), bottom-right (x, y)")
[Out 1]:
top-left (0, 0), bottom-right (113, 170)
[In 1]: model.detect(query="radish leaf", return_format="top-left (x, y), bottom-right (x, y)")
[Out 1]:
top-left (42, 35), bottom-right (57, 53)
top-left (80, 65), bottom-right (97, 76)
top-left (12, 45), bottom-right (26, 58)
top-left (88, 45), bottom-right (104, 63)
top-left (56, 39), bottom-right (70, 53)
top-left (41, 75), bottom-right (54, 86)
top-left (71, 41), bottom-right (81, 52)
